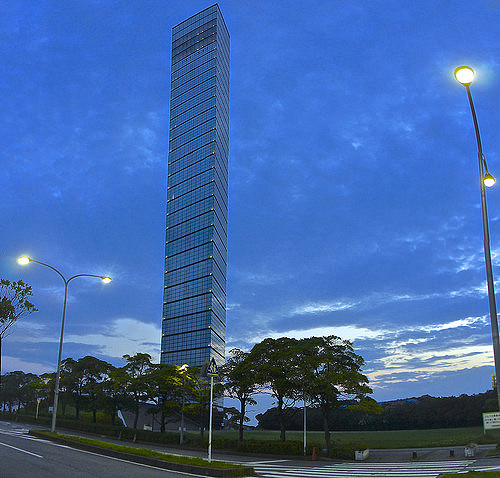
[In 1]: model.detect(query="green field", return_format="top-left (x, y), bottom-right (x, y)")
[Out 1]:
top-left (439, 473), bottom-right (500, 478)
top-left (210, 427), bottom-right (500, 449)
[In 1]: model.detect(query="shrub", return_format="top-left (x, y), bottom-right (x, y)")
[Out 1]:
top-left (0, 411), bottom-right (329, 458)
top-left (329, 442), bottom-right (368, 459)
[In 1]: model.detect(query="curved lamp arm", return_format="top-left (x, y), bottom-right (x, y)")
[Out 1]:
top-left (17, 256), bottom-right (111, 432)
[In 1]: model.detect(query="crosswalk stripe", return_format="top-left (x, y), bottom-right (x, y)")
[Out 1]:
top-left (0, 429), bottom-right (29, 437)
top-left (250, 461), bottom-right (475, 478)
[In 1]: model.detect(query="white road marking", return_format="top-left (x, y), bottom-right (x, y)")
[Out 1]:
top-left (245, 459), bottom-right (290, 464)
top-left (0, 441), bottom-right (44, 458)
top-left (19, 439), bottom-right (228, 478)
top-left (0, 429), bottom-right (29, 436)
top-left (472, 465), bottom-right (500, 471)
top-left (250, 460), bottom-right (475, 478)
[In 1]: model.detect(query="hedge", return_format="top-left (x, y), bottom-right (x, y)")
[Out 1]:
top-left (0, 410), bottom-right (359, 458)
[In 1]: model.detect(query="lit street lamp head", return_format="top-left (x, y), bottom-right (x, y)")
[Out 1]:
top-left (484, 172), bottom-right (496, 187)
top-left (17, 256), bottom-right (31, 265)
top-left (454, 66), bottom-right (475, 86)
top-left (101, 276), bottom-right (112, 284)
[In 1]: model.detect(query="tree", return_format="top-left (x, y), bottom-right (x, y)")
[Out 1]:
top-left (297, 335), bottom-right (371, 455)
top-left (60, 358), bottom-right (85, 419)
top-left (78, 356), bottom-right (114, 423)
top-left (0, 279), bottom-right (37, 388)
top-left (122, 353), bottom-right (154, 429)
top-left (220, 348), bottom-right (258, 442)
top-left (22, 374), bottom-right (53, 417)
top-left (17, 372), bottom-right (40, 409)
top-left (0, 371), bottom-right (38, 412)
top-left (146, 364), bottom-right (186, 432)
top-left (184, 368), bottom-right (224, 439)
top-left (248, 337), bottom-right (302, 442)
top-left (102, 367), bottom-right (131, 426)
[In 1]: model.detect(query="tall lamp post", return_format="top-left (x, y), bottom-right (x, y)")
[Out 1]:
top-left (179, 363), bottom-right (189, 445)
top-left (454, 66), bottom-right (500, 410)
top-left (18, 256), bottom-right (111, 432)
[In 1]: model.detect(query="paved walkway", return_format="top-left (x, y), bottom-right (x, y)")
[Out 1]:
top-left (368, 444), bottom-right (495, 462)
top-left (6, 420), bottom-right (499, 464)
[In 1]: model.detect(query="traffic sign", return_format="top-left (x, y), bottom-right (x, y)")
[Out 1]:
top-left (483, 411), bottom-right (500, 431)
top-left (206, 357), bottom-right (219, 377)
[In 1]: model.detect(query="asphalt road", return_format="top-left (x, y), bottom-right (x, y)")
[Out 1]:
top-left (0, 421), bottom-right (202, 478)
top-left (4, 419), bottom-right (500, 478)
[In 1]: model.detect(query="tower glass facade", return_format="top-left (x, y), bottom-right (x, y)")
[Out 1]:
top-left (161, 5), bottom-right (229, 367)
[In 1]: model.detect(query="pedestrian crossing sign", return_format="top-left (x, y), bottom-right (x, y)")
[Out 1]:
top-left (206, 357), bottom-right (219, 377)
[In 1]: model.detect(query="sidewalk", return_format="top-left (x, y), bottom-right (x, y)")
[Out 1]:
top-left (20, 421), bottom-right (500, 464)
top-left (367, 445), bottom-right (496, 462)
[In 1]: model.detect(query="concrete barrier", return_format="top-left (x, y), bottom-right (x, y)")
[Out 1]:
top-left (355, 449), bottom-right (369, 461)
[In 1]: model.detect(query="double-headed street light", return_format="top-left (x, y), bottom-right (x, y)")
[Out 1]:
top-left (18, 256), bottom-right (111, 432)
top-left (454, 66), bottom-right (500, 410)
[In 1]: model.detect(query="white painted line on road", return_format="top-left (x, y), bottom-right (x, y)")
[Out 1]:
top-left (0, 441), bottom-right (44, 458)
top-left (245, 460), bottom-right (289, 464)
top-left (473, 466), bottom-right (500, 471)
top-left (0, 430), bottom-right (26, 436)
top-left (33, 441), bottom-right (222, 478)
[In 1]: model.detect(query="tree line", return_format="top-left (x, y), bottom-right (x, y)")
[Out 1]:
top-left (1, 277), bottom-right (378, 455)
top-left (218, 336), bottom-right (376, 455)
top-left (0, 336), bottom-right (375, 455)
top-left (0, 353), bottom-right (226, 437)
top-left (256, 390), bottom-right (497, 431)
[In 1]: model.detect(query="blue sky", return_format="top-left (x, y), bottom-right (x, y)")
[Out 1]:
top-left (2, 0), bottom-right (500, 416)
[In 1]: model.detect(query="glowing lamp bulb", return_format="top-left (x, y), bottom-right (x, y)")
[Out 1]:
top-left (454, 66), bottom-right (475, 86)
top-left (101, 277), bottom-right (112, 284)
top-left (484, 173), bottom-right (496, 187)
top-left (18, 256), bottom-right (31, 265)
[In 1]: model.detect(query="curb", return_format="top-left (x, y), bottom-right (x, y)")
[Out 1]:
top-left (29, 431), bottom-right (254, 477)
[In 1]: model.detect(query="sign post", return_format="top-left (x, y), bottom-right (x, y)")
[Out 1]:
top-left (36, 398), bottom-right (42, 420)
top-left (205, 357), bottom-right (219, 462)
top-left (303, 393), bottom-right (307, 456)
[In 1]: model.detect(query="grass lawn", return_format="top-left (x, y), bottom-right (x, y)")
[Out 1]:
top-left (38, 431), bottom-right (243, 469)
top-left (438, 473), bottom-right (500, 478)
top-left (211, 428), bottom-right (500, 449)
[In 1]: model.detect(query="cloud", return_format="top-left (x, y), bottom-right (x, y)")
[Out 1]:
top-left (228, 308), bottom-right (493, 398)
top-left (291, 301), bottom-right (357, 315)
top-left (65, 318), bottom-right (161, 360)
top-left (235, 270), bottom-right (294, 286)
top-left (360, 316), bottom-right (493, 392)
top-left (369, 344), bottom-right (493, 385)
top-left (288, 286), bottom-right (491, 319)
top-left (13, 318), bottom-right (161, 362)
top-left (247, 324), bottom-right (385, 345)
top-left (420, 315), bottom-right (488, 332)
top-left (120, 113), bottom-right (164, 174)
top-left (242, 314), bottom-right (487, 349)
top-left (226, 303), bottom-right (241, 311)
top-left (2, 356), bottom-right (54, 375)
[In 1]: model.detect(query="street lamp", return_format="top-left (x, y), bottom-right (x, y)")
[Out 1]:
top-left (17, 256), bottom-right (111, 432)
top-left (454, 66), bottom-right (500, 410)
top-left (179, 363), bottom-right (188, 445)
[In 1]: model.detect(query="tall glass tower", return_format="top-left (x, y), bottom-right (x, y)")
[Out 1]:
top-left (161, 5), bottom-right (229, 367)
